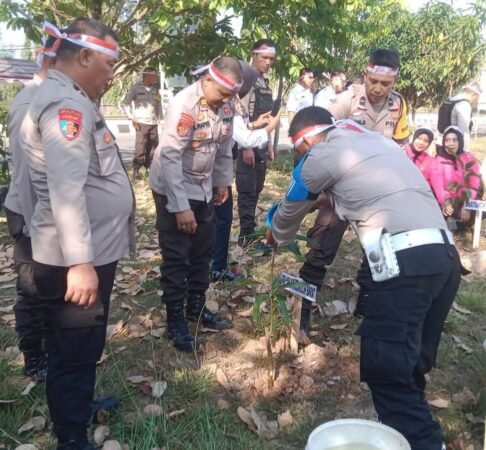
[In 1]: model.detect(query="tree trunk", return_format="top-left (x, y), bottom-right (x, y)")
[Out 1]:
top-left (272, 75), bottom-right (284, 156)
top-left (91, 0), bottom-right (103, 20)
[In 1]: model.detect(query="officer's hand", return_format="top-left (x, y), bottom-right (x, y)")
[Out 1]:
top-left (265, 112), bottom-right (281, 134)
top-left (132, 120), bottom-right (140, 131)
top-left (266, 229), bottom-right (275, 246)
top-left (214, 186), bottom-right (229, 206)
top-left (459, 207), bottom-right (471, 223)
top-left (176, 209), bottom-right (197, 234)
top-left (65, 263), bottom-right (99, 307)
top-left (442, 203), bottom-right (454, 216)
top-left (253, 112), bottom-right (272, 129)
top-left (267, 148), bottom-right (275, 162)
top-left (242, 149), bottom-right (255, 167)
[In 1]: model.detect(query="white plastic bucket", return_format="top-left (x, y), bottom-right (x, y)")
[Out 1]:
top-left (305, 419), bottom-right (411, 450)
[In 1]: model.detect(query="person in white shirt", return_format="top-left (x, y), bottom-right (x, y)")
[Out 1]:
top-left (314, 71), bottom-right (346, 110)
top-left (287, 68), bottom-right (315, 124)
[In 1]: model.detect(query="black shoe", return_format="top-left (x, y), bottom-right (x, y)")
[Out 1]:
top-left (91, 395), bottom-right (118, 424)
top-left (57, 441), bottom-right (95, 450)
top-left (23, 351), bottom-right (48, 382)
top-left (210, 268), bottom-right (243, 283)
top-left (186, 293), bottom-right (232, 330)
top-left (56, 428), bottom-right (93, 450)
top-left (166, 302), bottom-right (198, 352)
top-left (300, 299), bottom-right (312, 335)
top-left (132, 167), bottom-right (141, 180)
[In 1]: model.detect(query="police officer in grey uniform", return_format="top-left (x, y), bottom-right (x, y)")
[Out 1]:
top-left (236, 39), bottom-right (276, 249)
top-left (3, 35), bottom-right (57, 380)
top-left (268, 106), bottom-right (460, 450)
top-left (123, 67), bottom-right (162, 178)
top-left (296, 49), bottom-right (411, 336)
top-left (22, 18), bottom-right (134, 449)
top-left (150, 56), bottom-right (242, 352)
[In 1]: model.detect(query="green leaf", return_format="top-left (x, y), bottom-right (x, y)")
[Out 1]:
top-left (278, 298), bottom-right (291, 324)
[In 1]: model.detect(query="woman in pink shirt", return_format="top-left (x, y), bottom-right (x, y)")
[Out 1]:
top-left (404, 127), bottom-right (434, 184)
top-left (429, 126), bottom-right (481, 229)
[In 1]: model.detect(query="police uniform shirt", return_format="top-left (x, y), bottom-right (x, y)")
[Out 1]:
top-left (123, 81), bottom-right (162, 125)
top-left (286, 84), bottom-right (314, 113)
top-left (4, 75), bottom-right (43, 234)
top-left (149, 80), bottom-right (235, 213)
top-left (22, 69), bottom-right (135, 267)
top-left (329, 84), bottom-right (410, 142)
top-left (271, 127), bottom-right (446, 246)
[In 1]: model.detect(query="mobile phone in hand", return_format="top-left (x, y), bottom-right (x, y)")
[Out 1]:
top-left (271, 99), bottom-right (281, 117)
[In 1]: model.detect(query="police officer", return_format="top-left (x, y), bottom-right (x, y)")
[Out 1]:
top-left (268, 106), bottom-right (460, 450)
top-left (211, 61), bottom-right (280, 282)
top-left (124, 67), bottom-right (162, 178)
top-left (329, 48), bottom-right (410, 145)
top-left (287, 68), bottom-right (315, 124)
top-left (296, 49), bottom-right (412, 337)
top-left (149, 56), bottom-right (242, 352)
top-left (3, 35), bottom-right (57, 381)
top-left (236, 39), bottom-right (276, 249)
top-left (313, 71), bottom-right (346, 110)
top-left (23, 18), bottom-right (134, 449)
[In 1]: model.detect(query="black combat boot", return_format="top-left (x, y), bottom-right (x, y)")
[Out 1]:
top-left (166, 301), bottom-right (198, 352)
top-left (56, 426), bottom-right (94, 450)
top-left (300, 299), bottom-right (312, 335)
top-left (23, 350), bottom-right (48, 382)
top-left (186, 292), bottom-right (232, 330)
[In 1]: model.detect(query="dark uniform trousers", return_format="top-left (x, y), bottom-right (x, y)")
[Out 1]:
top-left (32, 260), bottom-right (117, 438)
top-left (212, 186), bottom-right (233, 272)
top-left (356, 241), bottom-right (461, 450)
top-left (5, 208), bottom-right (48, 355)
top-left (235, 149), bottom-right (266, 237)
top-left (134, 124), bottom-right (159, 169)
top-left (298, 204), bottom-right (347, 288)
top-left (153, 193), bottom-right (214, 303)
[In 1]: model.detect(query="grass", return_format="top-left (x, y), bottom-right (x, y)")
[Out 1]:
top-left (1, 158), bottom-right (486, 449)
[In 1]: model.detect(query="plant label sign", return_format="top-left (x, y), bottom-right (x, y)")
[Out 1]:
top-left (464, 200), bottom-right (486, 211)
top-left (280, 272), bottom-right (317, 303)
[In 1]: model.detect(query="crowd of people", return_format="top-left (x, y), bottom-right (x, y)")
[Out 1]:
top-left (2, 15), bottom-right (484, 450)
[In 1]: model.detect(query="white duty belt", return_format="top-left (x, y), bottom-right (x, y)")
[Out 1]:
top-left (392, 228), bottom-right (454, 252)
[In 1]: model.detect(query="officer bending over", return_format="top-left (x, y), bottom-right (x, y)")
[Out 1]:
top-left (267, 106), bottom-right (460, 450)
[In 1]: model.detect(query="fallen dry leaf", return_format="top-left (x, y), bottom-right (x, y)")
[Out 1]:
top-left (215, 368), bottom-right (231, 391)
top-left (102, 440), bottom-right (122, 450)
top-left (429, 398), bottom-right (449, 409)
top-left (452, 302), bottom-right (472, 315)
top-left (21, 381), bottom-right (36, 396)
top-left (106, 320), bottom-right (124, 339)
top-left (168, 409), bottom-right (185, 419)
top-left (452, 335), bottom-right (474, 354)
top-left (277, 409), bottom-right (293, 431)
top-left (18, 416), bottom-right (46, 434)
top-left (126, 375), bottom-right (152, 384)
top-left (330, 323), bottom-right (348, 330)
top-left (6, 346), bottom-right (20, 357)
top-left (124, 412), bottom-right (140, 426)
top-left (322, 300), bottom-right (348, 317)
top-left (452, 387), bottom-right (477, 408)
top-left (237, 406), bottom-right (257, 433)
top-left (151, 381), bottom-right (167, 398)
top-left (150, 328), bottom-right (165, 338)
top-left (217, 399), bottom-right (231, 410)
top-left (92, 425), bottom-right (110, 445)
top-left (143, 404), bottom-right (163, 416)
top-left (14, 445), bottom-right (38, 450)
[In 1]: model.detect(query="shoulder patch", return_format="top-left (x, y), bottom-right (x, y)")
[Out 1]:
top-left (177, 113), bottom-right (195, 137)
top-left (59, 109), bottom-right (82, 141)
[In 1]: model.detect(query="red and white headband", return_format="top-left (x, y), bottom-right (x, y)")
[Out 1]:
top-left (292, 119), bottom-right (378, 146)
top-left (192, 59), bottom-right (242, 92)
top-left (291, 123), bottom-right (335, 147)
top-left (367, 64), bottom-right (399, 77)
top-left (253, 44), bottom-right (276, 55)
top-left (36, 37), bottom-right (57, 66)
top-left (43, 21), bottom-right (120, 59)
